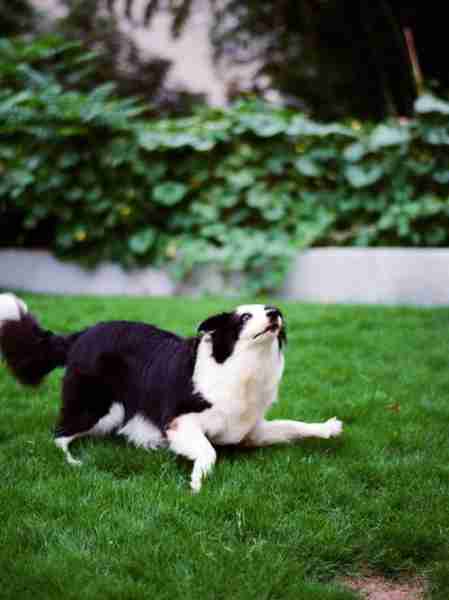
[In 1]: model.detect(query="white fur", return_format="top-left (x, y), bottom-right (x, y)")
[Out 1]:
top-left (167, 304), bottom-right (343, 491)
top-left (166, 414), bottom-right (216, 493)
top-left (55, 434), bottom-right (85, 466)
top-left (0, 293), bottom-right (28, 326)
top-left (166, 304), bottom-right (287, 490)
top-left (118, 415), bottom-right (166, 449)
top-left (243, 416), bottom-right (343, 446)
top-left (91, 402), bottom-right (124, 436)
top-left (193, 327), bottom-right (284, 445)
top-left (193, 303), bottom-right (285, 445)
top-left (235, 304), bottom-right (281, 341)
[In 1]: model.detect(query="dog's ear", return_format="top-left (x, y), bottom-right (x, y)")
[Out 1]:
top-left (197, 312), bottom-right (232, 334)
top-left (279, 323), bottom-right (287, 349)
top-left (197, 312), bottom-right (237, 364)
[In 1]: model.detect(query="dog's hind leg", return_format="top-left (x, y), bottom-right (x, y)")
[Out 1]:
top-left (54, 404), bottom-right (125, 466)
top-left (54, 367), bottom-right (116, 466)
top-left (54, 433), bottom-right (88, 466)
top-left (166, 414), bottom-right (216, 493)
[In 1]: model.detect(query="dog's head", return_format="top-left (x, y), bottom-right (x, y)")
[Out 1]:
top-left (197, 304), bottom-right (286, 364)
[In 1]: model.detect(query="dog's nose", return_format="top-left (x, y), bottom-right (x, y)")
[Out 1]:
top-left (266, 307), bottom-right (281, 321)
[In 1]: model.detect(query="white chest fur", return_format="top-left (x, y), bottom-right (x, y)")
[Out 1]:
top-left (192, 335), bottom-right (284, 444)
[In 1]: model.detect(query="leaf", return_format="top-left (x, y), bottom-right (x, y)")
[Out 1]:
top-left (406, 159), bottom-right (434, 175)
top-left (0, 90), bottom-right (33, 111)
top-left (153, 182), bottom-right (188, 205)
top-left (422, 127), bottom-right (449, 145)
top-left (237, 113), bottom-right (287, 137)
top-left (266, 156), bottom-right (288, 174)
top-left (246, 185), bottom-right (272, 208)
top-left (137, 129), bottom-right (165, 150)
top-left (343, 142), bottom-right (367, 162)
top-left (344, 164), bottom-right (383, 188)
top-left (294, 157), bottom-right (323, 177)
top-left (129, 229), bottom-right (156, 254)
top-left (191, 138), bottom-right (215, 151)
top-left (209, 186), bottom-right (239, 208)
top-left (9, 169), bottom-right (34, 187)
top-left (58, 152), bottom-right (80, 169)
top-left (415, 93), bottom-right (449, 115)
top-left (89, 82), bottom-right (117, 101)
top-left (145, 162), bottom-right (167, 183)
top-left (287, 115), bottom-right (354, 138)
top-left (433, 170), bottom-right (449, 183)
top-left (165, 132), bottom-right (197, 148)
top-left (227, 170), bottom-right (255, 189)
top-left (368, 124), bottom-right (411, 149)
top-left (263, 205), bottom-right (285, 221)
top-left (191, 202), bottom-right (219, 221)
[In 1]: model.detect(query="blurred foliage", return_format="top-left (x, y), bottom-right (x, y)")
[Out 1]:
top-left (2, 36), bottom-right (449, 293)
top-left (0, 0), bottom-right (205, 116)
top-left (1, 0), bottom-right (416, 120)
top-left (0, 0), bottom-right (35, 36)
top-left (208, 0), bottom-right (416, 120)
top-left (111, 0), bottom-right (417, 120)
top-left (53, 0), bottom-right (205, 116)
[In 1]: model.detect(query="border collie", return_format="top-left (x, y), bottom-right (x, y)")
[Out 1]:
top-left (0, 293), bottom-right (343, 491)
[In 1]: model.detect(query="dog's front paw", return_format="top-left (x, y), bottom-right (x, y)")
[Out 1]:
top-left (190, 452), bottom-right (216, 493)
top-left (323, 417), bottom-right (343, 438)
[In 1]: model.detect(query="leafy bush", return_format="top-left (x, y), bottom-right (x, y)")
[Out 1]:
top-left (1, 36), bottom-right (449, 293)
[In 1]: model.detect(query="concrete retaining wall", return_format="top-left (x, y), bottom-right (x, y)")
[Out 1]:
top-left (281, 248), bottom-right (449, 305)
top-left (1, 248), bottom-right (449, 305)
top-left (0, 249), bottom-right (176, 296)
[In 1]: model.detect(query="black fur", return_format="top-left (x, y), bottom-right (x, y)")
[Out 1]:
top-left (198, 312), bottom-right (245, 364)
top-left (0, 314), bottom-right (80, 386)
top-left (278, 325), bottom-right (287, 350)
top-left (1, 315), bottom-right (210, 438)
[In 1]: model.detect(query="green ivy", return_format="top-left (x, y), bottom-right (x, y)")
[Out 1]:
top-left (1, 36), bottom-right (449, 293)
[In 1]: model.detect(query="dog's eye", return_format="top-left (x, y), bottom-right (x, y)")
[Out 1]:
top-left (240, 313), bottom-right (251, 324)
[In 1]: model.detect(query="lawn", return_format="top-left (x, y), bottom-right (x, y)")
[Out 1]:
top-left (1, 294), bottom-right (449, 599)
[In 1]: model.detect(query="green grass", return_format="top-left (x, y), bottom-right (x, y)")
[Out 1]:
top-left (1, 294), bottom-right (449, 599)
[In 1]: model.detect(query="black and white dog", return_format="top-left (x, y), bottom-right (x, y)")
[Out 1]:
top-left (0, 293), bottom-right (343, 491)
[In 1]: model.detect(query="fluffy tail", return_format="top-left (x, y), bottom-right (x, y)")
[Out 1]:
top-left (0, 293), bottom-right (77, 386)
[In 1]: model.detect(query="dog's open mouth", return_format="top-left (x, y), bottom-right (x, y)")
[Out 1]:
top-left (253, 323), bottom-right (280, 339)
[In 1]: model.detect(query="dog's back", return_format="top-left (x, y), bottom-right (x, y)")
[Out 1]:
top-left (64, 320), bottom-right (208, 429)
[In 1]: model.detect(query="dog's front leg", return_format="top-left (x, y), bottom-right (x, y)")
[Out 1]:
top-left (243, 417), bottom-right (343, 447)
top-left (166, 414), bottom-right (216, 492)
